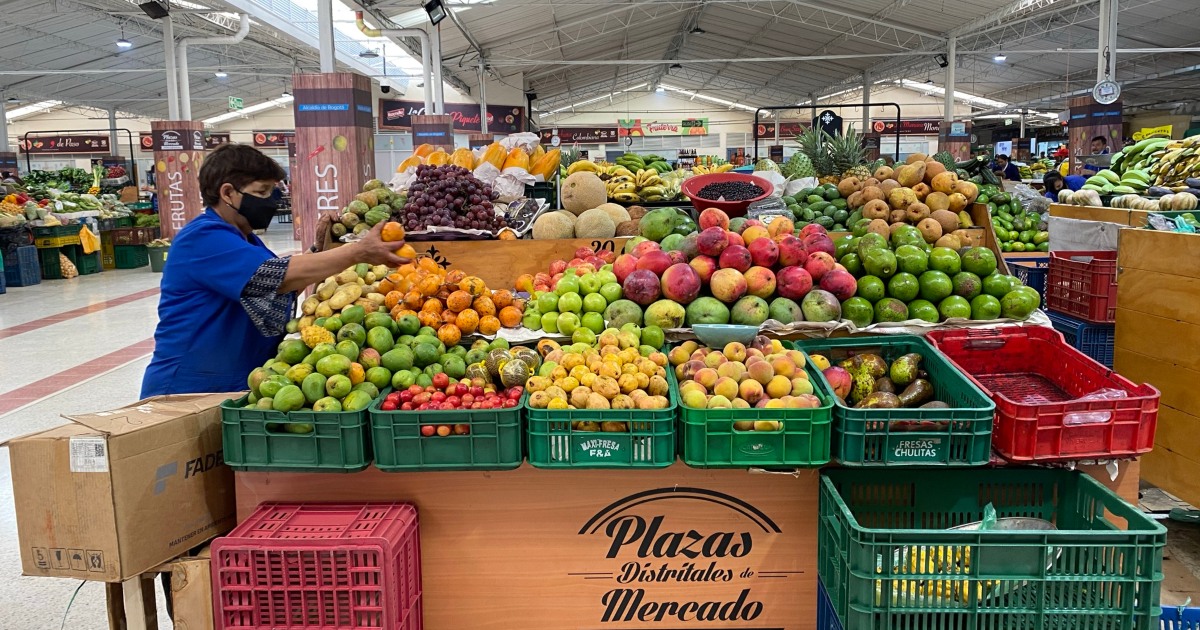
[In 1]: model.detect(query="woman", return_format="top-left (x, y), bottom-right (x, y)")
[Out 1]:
top-left (141, 143), bottom-right (406, 397)
top-left (1041, 171), bottom-right (1086, 200)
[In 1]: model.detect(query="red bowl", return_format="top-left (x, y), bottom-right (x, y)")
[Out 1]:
top-left (680, 172), bottom-right (774, 217)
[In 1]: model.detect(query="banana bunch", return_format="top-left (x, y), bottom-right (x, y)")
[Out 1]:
top-left (606, 174), bottom-right (640, 203)
top-left (566, 160), bottom-right (603, 175)
top-left (1114, 136), bottom-right (1200, 190)
top-left (876, 544), bottom-right (998, 606)
top-left (692, 163), bottom-right (735, 175)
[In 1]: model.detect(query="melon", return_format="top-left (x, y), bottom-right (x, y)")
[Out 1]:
top-left (561, 172), bottom-right (606, 215)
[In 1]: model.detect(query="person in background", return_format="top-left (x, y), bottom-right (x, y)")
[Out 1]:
top-left (993, 154), bottom-right (1021, 181)
top-left (1, 171), bottom-right (22, 185)
top-left (1041, 171), bottom-right (1087, 200)
top-left (1082, 135), bottom-right (1111, 175)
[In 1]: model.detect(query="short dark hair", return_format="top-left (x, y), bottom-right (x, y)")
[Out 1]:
top-left (1091, 135), bottom-right (1107, 145)
top-left (997, 154), bottom-right (1009, 161)
top-left (199, 143), bottom-right (287, 206)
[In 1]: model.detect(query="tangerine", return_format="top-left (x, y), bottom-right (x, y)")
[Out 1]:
top-left (498, 306), bottom-right (523, 328)
top-left (472, 295), bottom-right (496, 317)
top-left (455, 309), bottom-right (480, 334)
top-left (438, 324), bottom-right (462, 347)
top-left (478, 315), bottom-right (501, 336)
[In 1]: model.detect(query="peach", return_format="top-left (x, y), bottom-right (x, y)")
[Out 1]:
top-left (763, 400), bottom-right (786, 410)
top-left (776, 266), bottom-right (814, 301)
top-left (682, 389), bottom-right (708, 409)
top-left (744, 266), bottom-right (777, 299)
top-left (766, 375), bottom-right (792, 398)
top-left (777, 235), bottom-right (808, 267)
top-left (703, 351), bottom-right (728, 369)
top-left (723, 342), bottom-right (747, 362)
top-left (738, 379), bottom-right (765, 405)
top-left (747, 360), bottom-right (775, 385)
top-left (797, 393), bottom-right (821, 407)
top-left (823, 366), bottom-right (853, 399)
top-left (716, 361), bottom-right (746, 382)
top-left (699, 207), bottom-right (730, 231)
top-left (680, 380), bottom-right (707, 398)
top-left (668, 345), bottom-right (692, 367)
top-left (677, 340), bottom-right (699, 357)
top-left (706, 395), bottom-right (732, 409)
top-left (790, 376), bottom-right (814, 396)
top-left (732, 399), bottom-right (752, 409)
top-left (695, 367), bottom-right (719, 389)
top-left (678, 359), bottom-right (706, 382)
top-left (713, 376), bottom-right (740, 400)
top-left (710, 268), bottom-right (748, 303)
top-left (689, 255), bottom-right (718, 284)
top-left (785, 349), bottom-right (808, 369)
top-left (770, 356), bottom-right (796, 379)
top-left (746, 349), bottom-right (765, 361)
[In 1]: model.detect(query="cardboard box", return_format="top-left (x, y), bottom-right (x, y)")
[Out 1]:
top-left (9, 393), bottom-right (237, 582)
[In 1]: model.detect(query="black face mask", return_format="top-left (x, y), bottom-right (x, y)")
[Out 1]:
top-left (234, 189), bottom-right (279, 230)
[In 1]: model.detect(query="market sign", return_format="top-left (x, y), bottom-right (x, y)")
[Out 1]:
top-left (18, 135), bottom-right (111, 154)
top-left (0, 152), bottom-right (17, 173)
top-left (754, 121), bottom-right (809, 139)
top-left (378, 99), bottom-right (526, 134)
top-left (147, 128), bottom-right (205, 152)
top-left (252, 131), bottom-right (295, 148)
top-left (539, 127), bottom-right (619, 144)
top-left (1133, 124), bottom-right (1172, 141)
top-left (140, 132), bottom-right (231, 152)
top-left (872, 119), bottom-right (942, 135)
top-left (814, 110), bottom-right (842, 138)
top-left (617, 118), bottom-right (708, 137)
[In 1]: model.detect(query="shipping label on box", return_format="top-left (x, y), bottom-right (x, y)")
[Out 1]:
top-left (9, 393), bottom-right (239, 582)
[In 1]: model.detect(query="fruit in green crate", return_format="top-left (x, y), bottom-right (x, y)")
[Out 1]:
top-left (939, 295), bottom-right (972, 320)
top-left (671, 337), bottom-right (820, 416)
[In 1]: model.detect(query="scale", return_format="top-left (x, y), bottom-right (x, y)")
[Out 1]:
top-left (1092, 80), bottom-right (1121, 105)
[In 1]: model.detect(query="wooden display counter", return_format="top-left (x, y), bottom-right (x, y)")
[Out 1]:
top-left (1115, 228), bottom-right (1200, 506)
top-left (236, 464), bottom-right (818, 630)
top-left (1048, 203), bottom-right (1156, 228)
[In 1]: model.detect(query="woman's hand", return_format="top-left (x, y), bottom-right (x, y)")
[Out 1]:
top-left (352, 221), bottom-right (410, 267)
top-left (311, 211), bottom-right (342, 253)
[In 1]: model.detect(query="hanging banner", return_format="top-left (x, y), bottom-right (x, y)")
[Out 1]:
top-left (1067, 98), bottom-right (1122, 176)
top-left (377, 99), bottom-right (525, 134)
top-left (252, 131), bottom-right (295, 148)
top-left (813, 111), bottom-right (842, 138)
top-left (754, 122), bottom-right (808, 139)
top-left (1132, 124), bottom-right (1172, 141)
top-left (539, 127), bottom-right (619, 144)
top-left (617, 118), bottom-right (709, 137)
top-left (871, 119), bottom-right (942, 135)
top-left (151, 120), bottom-right (207, 239)
top-left (18, 135), bottom-right (112, 154)
top-left (140, 132), bottom-right (231, 152)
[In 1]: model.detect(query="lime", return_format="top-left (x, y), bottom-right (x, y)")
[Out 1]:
top-left (928, 247), bottom-right (962, 275)
top-left (887, 272), bottom-right (920, 302)
top-left (874, 297), bottom-right (909, 323)
top-left (856, 275), bottom-right (887, 303)
top-left (983, 271), bottom-right (1015, 298)
top-left (894, 244), bottom-right (929, 276)
top-left (842, 296), bottom-right (874, 328)
top-left (908, 299), bottom-right (940, 323)
top-left (951, 271), bottom-right (982, 300)
top-left (918, 270), bottom-right (953, 302)
top-left (938, 295), bottom-right (972, 320)
top-left (970, 294), bottom-right (1002, 320)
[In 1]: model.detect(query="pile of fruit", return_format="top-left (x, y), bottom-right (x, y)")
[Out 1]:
top-left (381, 253), bottom-right (525, 342)
top-left (1077, 169), bottom-right (1153, 196)
top-left (816, 351), bottom-right (944, 410)
top-left (1108, 191), bottom-right (1199, 212)
top-left (525, 329), bottom-right (671, 414)
top-left (670, 337), bottom-right (821, 420)
top-left (691, 161), bottom-right (735, 175)
top-left (830, 224), bottom-right (1040, 326)
top-left (516, 245), bottom-right (616, 294)
top-left (390, 164), bottom-right (506, 234)
top-left (396, 142), bottom-right (561, 182)
top-left (565, 156), bottom-right (682, 204)
top-left (516, 248), bottom-right (633, 338)
top-left (332, 179), bottom-right (401, 239)
top-left (1111, 136), bottom-right (1200, 192)
top-left (530, 202), bottom-right (641, 239)
top-left (978, 187), bottom-right (1048, 253)
top-left (240, 334), bottom-right (387, 424)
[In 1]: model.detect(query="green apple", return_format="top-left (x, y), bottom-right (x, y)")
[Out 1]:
top-left (578, 272), bottom-right (603, 295)
top-left (582, 293), bottom-right (608, 313)
top-left (581, 311), bottom-right (605, 334)
top-left (540, 312), bottom-right (560, 333)
top-left (536, 291), bottom-right (558, 313)
top-left (598, 282), bottom-right (623, 304)
top-left (555, 274), bottom-right (581, 296)
top-left (557, 291), bottom-right (583, 314)
top-left (556, 312), bottom-right (581, 337)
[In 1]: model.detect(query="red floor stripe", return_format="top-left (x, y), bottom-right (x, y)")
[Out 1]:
top-left (0, 338), bottom-right (155, 416)
top-left (0, 287), bottom-right (161, 340)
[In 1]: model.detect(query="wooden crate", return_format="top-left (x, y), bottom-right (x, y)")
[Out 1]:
top-left (1115, 228), bottom-right (1200, 506)
top-left (105, 547), bottom-right (212, 630)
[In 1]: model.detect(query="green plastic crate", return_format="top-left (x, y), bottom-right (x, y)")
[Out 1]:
top-left (369, 388), bottom-right (522, 471)
top-left (38, 245), bottom-right (101, 279)
top-left (819, 467), bottom-right (1166, 630)
top-left (798, 335), bottom-right (993, 466)
top-left (220, 396), bottom-right (372, 472)
top-left (526, 378), bottom-right (677, 469)
top-left (675, 342), bottom-right (834, 469)
top-left (114, 244), bottom-right (149, 269)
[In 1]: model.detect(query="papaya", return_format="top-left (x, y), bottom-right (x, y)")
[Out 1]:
top-left (482, 143), bottom-right (507, 169)
top-left (397, 155), bottom-right (423, 172)
top-left (426, 150), bottom-right (450, 166)
top-left (450, 147), bottom-right (474, 169)
top-left (503, 147), bottom-right (530, 170)
top-left (413, 143), bottom-right (437, 158)
top-left (530, 148), bottom-right (562, 179)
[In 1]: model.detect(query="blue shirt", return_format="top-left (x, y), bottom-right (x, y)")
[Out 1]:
top-left (141, 209), bottom-right (285, 397)
top-left (1044, 175), bottom-right (1088, 199)
top-left (1000, 162), bottom-right (1021, 181)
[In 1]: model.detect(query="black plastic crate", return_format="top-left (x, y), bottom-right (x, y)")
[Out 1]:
top-left (2, 245), bottom-right (39, 287)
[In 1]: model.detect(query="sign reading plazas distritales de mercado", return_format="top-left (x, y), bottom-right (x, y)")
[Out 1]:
top-left (570, 486), bottom-right (795, 625)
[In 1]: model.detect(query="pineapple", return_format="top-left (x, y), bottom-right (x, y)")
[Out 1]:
top-left (795, 127), bottom-right (835, 180)
top-left (831, 124), bottom-right (871, 180)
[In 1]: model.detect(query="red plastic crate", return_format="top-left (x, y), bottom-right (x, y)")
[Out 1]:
top-left (1045, 250), bottom-right (1118, 323)
top-left (212, 503), bottom-right (421, 630)
top-left (927, 325), bottom-right (1158, 462)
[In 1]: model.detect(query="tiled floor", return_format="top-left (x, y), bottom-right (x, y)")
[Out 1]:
top-left (2, 223), bottom-right (1199, 627)
top-left (0, 224), bottom-right (298, 628)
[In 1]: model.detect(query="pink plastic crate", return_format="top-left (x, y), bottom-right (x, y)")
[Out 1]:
top-left (212, 503), bottom-right (421, 630)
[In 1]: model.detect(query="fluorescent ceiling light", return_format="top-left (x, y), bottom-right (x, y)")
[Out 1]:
top-left (660, 84), bottom-right (760, 114)
top-left (994, 53), bottom-right (1007, 62)
top-left (656, 86), bottom-right (665, 93)
top-left (214, 68), bottom-right (228, 78)
top-left (5, 100), bottom-right (63, 120)
top-left (545, 83), bottom-right (647, 114)
top-left (203, 95), bottom-right (294, 126)
top-left (117, 38), bottom-right (133, 48)
top-left (898, 79), bottom-right (1007, 109)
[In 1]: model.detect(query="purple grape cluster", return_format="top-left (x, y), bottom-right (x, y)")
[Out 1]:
top-left (397, 164), bottom-right (505, 232)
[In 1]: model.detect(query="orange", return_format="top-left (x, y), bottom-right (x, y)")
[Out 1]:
top-left (478, 315), bottom-right (501, 336)
top-left (381, 221), bottom-right (406, 242)
top-left (402, 291), bottom-right (424, 310)
top-left (421, 298), bottom-right (443, 314)
top-left (498, 306), bottom-right (523, 328)
top-left (455, 308), bottom-right (480, 334)
top-left (444, 269), bottom-right (467, 286)
top-left (384, 291), bottom-right (403, 310)
top-left (472, 295), bottom-right (496, 317)
top-left (438, 324), bottom-right (461, 347)
top-left (459, 275), bottom-right (487, 296)
top-left (348, 362), bottom-right (365, 385)
top-left (446, 290), bottom-right (473, 312)
top-left (492, 289), bottom-right (514, 309)
top-left (441, 309), bottom-right (458, 325)
top-left (418, 310), bottom-right (442, 329)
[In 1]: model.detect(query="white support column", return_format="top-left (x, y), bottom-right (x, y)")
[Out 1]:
top-left (108, 107), bottom-right (118, 152)
top-left (318, 0), bottom-right (336, 73)
top-left (1020, 112), bottom-right (1026, 138)
top-left (861, 70), bottom-right (871, 132)
top-left (163, 16), bottom-right (180, 120)
top-left (478, 61), bottom-right (488, 133)
top-left (944, 36), bottom-right (956, 123)
top-left (1096, 0), bottom-right (1118, 82)
top-left (0, 90), bottom-right (9, 153)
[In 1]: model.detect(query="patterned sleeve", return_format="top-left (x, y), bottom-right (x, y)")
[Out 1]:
top-left (240, 257), bottom-right (296, 336)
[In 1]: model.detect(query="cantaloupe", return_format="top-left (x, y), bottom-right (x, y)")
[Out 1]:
top-left (561, 172), bottom-right (606, 215)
